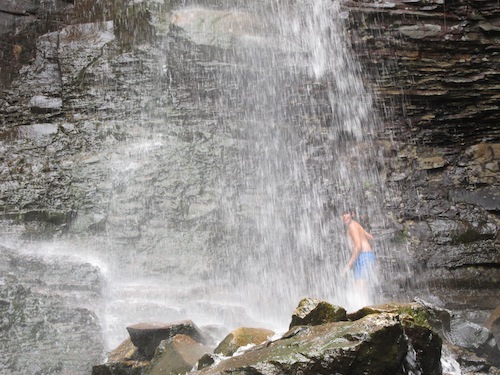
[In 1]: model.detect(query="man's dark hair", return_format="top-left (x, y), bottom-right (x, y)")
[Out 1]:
top-left (341, 208), bottom-right (355, 215)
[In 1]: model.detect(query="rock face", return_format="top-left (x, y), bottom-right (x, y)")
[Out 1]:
top-left (0, 245), bottom-right (105, 374)
top-left (344, 0), bottom-right (500, 319)
top-left (0, 0), bottom-right (497, 301)
top-left (0, 0), bottom-right (72, 88)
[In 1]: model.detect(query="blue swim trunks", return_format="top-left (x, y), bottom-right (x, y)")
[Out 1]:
top-left (354, 252), bottom-right (376, 280)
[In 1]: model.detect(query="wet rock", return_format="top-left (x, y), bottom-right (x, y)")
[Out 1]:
top-left (213, 327), bottom-right (275, 356)
top-left (350, 303), bottom-right (444, 375)
top-left (415, 298), bottom-right (500, 369)
top-left (0, 245), bottom-right (105, 375)
top-left (289, 297), bottom-right (347, 329)
top-left (442, 343), bottom-right (499, 375)
top-left (347, 0), bottom-right (500, 323)
top-left (171, 8), bottom-right (257, 49)
top-left (450, 187), bottom-right (500, 212)
top-left (194, 312), bottom-right (431, 375)
top-left (148, 334), bottom-right (212, 375)
top-left (0, 0), bottom-right (72, 88)
top-left (29, 95), bottom-right (62, 113)
top-left (114, 2), bottom-right (156, 47)
top-left (417, 155), bottom-right (448, 170)
top-left (126, 320), bottom-right (208, 359)
top-left (92, 338), bottom-right (149, 375)
top-left (449, 320), bottom-right (500, 367)
top-left (399, 24), bottom-right (443, 39)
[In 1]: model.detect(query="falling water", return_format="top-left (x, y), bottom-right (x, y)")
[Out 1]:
top-left (97, 0), bottom-right (396, 346)
top-left (200, 0), bottom-right (392, 324)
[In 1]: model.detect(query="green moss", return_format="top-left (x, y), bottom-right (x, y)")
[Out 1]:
top-left (397, 306), bottom-right (431, 329)
top-left (392, 228), bottom-right (409, 243)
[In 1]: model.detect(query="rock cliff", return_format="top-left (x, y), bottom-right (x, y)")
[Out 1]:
top-left (344, 0), bottom-right (499, 316)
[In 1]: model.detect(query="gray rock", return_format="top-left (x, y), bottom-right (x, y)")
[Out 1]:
top-left (194, 312), bottom-right (437, 375)
top-left (289, 297), bottom-right (347, 329)
top-left (126, 320), bottom-right (208, 359)
top-left (0, 245), bottom-right (105, 375)
top-left (213, 327), bottom-right (275, 356)
top-left (29, 95), bottom-right (62, 113)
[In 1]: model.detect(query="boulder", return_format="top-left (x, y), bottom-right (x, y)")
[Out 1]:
top-left (347, 301), bottom-right (444, 375)
top-left (126, 320), bottom-right (208, 359)
top-left (213, 327), bottom-right (275, 357)
top-left (415, 299), bottom-right (500, 369)
top-left (449, 320), bottom-right (500, 367)
top-left (92, 338), bottom-right (148, 375)
top-left (289, 297), bottom-right (347, 329)
top-left (107, 338), bottom-right (141, 362)
top-left (348, 300), bottom-right (452, 334)
top-left (147, 334), bottom-right (212, 375)
top-left (194, 313), bottom-right (432, 375)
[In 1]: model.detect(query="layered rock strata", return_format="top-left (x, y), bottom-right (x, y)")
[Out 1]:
top-left (344, 0), bottom-right (500, 316)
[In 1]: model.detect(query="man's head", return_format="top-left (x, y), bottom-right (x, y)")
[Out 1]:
top-left (341, 209), bottom-right (355, 225)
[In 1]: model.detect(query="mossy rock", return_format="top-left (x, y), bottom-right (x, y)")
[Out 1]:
top-left (196, 313), bottom-right (410, 375)
top-left (347, 302), bottom-right (447, 330)
top-left (214, 327), bottom-right (275, 357)
top-left (347, 302), bottom-right (445, 375)
top-left (289, 297), bottom-right (347, 329)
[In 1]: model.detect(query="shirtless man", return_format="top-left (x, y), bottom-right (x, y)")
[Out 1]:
top-left (341, 209), bottom-right (376, 287)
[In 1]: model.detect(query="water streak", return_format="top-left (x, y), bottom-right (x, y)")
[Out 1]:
top-left (208, 0), bottom-right (390, 327)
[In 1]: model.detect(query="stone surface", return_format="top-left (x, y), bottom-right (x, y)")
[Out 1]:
top-left (194, 312), bottom-right (437, 375)
top-left (213, 327), bottom-right (275, 357)
top-left (485, 306), bottom-right (500, 346)
top-left (0, 245), bottom-right (105, 375)
top-left (148, 334), bottom-right (212, 375)
top-left (345, 0), bottom-right (499, 315)
top-left (126, 320), bottom-right (208, 359)
top-left (289, 297), bottom-right (348, 329)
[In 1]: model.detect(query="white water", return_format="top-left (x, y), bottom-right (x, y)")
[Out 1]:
top-left (91, 0), bottom-right (397, 348)
top-left (209, 0), bottom-right (390, 325)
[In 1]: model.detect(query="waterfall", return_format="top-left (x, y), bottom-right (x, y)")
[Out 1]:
top-left (80, 0), bottom-right (400, 348)
top-left (209, 0), bottom-right (387, 324)
top-left (0, 0), bottom-right (410, 364)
